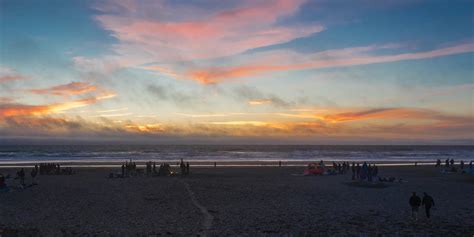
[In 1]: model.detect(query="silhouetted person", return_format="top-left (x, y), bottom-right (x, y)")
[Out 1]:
top-left (279, 161), bottom-right (282, 167)
top-left (409, 192), bottom-right (421, 220)
top-left (18, 168), bottom-right (25, 187)
top-left (450, 159), bottom-right (454, 166)
top-left (214, 162), bottom-right (217, 168)
top-left (31, 168), bottom-right (37, 185)
top-left (367, 164), bottom-right (373, 182)
top-left (186, 162), bottom-right (190, 175)
top-left (180, 159), bottom-right (186, 176)
top-left (0, 173), bottom-right (5, 189)
top-left (422, 192), bottom-right (435, 218)
top-left (445, 159), bottom-right (449, 167)
top-left (460, 160), bottom-right (464, 170)
top-left (361, 162), bottom-right (368, 181)
top-left (356, 163), bottom-right (360, 179)
top-left (351, 162), bottom-right (355, 180)
top-left (435, 159), bottom-right (441, 167)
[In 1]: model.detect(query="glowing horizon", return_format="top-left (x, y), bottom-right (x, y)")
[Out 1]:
top-left (0, 0), bottom-right (473, 144)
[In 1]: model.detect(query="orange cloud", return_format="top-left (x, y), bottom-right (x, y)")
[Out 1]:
top-left (279, 107), bottom-right (471, 125)
top-left (248, 99), bottom-right (273, 105)
top-left (0, 107), bottom-right (472, 142)
top-left (188, 65), bottom-right (291, 84)
top-left (29, 82), bottom-right (97, 96)
top-left (0, 93), bottom-right (116, 117)
top-left (185, 42), bottom-right (474, 83)
top-left (125, 123), bottom-right (164, 133)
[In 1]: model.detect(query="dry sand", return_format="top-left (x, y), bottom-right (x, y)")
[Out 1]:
top-left (0, 165), bottom-right (473, 236)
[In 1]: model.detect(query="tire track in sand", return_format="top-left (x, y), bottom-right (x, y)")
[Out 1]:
top-left (182, 181), bottom-right (214, 236)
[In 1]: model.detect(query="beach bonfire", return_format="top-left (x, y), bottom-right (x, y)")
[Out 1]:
top-left (304, 163), bottom-right (325, 175)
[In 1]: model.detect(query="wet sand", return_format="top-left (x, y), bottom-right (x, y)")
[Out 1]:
top-left (0, 166), bottom-right (473, 236)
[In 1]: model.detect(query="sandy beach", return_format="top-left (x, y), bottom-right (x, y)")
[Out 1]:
top-left (0, 165), bottom-right (473, 236)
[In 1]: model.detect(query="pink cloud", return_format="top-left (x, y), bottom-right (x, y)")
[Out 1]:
top-left (29, 82), bottom-right (98, 96)
top-left (94, 0), bottom-right (323, 64)
top-left (182, 42), bottom-right (474, 83)
top-left (0, 67), bottom-right (27, 82)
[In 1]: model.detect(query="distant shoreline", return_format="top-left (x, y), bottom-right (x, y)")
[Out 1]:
top-left (0, 160), bottom-right (439, 168)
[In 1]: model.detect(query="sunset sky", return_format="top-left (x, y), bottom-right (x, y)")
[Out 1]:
top-left (0, 0), bottom-right (473, 144)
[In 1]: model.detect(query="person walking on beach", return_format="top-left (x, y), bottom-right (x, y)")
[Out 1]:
top-left (450, 159), bottom-right (454, 167)
top-left (422, 192), bottom-right (435, 219)
top-left (460, 160), bottom-right (464, 170)
top-left (409, 192), bottom-right (421, 221)
top-left (436, 159), bottom-right (441, 167)
top-left (186, 162), bottom-right (190, 175)
top-left (445, 159), bottom-right (449, 167)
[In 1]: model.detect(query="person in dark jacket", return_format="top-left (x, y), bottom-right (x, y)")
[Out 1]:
top-left (409, 192), bottom-right (421, 220)
top-left (180, 159), bottom-right (186, 176)
top-left (422, 192), bottom-right (435, 218)
top-left (17, 168), bottom-right (25, 187)
top-left (31, 168), bottom-right (37, 185)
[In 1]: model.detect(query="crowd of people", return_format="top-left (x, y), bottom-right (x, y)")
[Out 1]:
top-left (121, 160), bottom-right (138, 177)
top-left (39, 163), bottom-right (73, 175)
top-left (331, 161), bottom-right (351, 174)
top-left (435, 159), bottom-right (474, 173)
top-left (351, 162), bottom-right (379, 182)
top-left (117, 159), bottom-right (191, 177)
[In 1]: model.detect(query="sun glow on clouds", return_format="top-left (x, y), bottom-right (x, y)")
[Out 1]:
top-left (248, 99), bottom-right (273, 105)
top-left (182, 43), bottom-right (474, 84)
top-left (29, 82), bottom-right (97, 96)
top-left (0, 91), bottom-right (116, 117)
top-left (1, 0), bottom-right (473, 143)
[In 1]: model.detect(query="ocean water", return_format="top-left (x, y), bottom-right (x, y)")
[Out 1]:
top-left (0, 145), bottom-right (472, 164)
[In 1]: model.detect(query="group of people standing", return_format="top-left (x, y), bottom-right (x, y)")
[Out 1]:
top-left (7, 166), bottom-right (38, 188)
top-left (38, 163), bottom-right (73, 175)
top-left (351, 162), bottom-right (378, 181)
top-left (179, 159), bottom-right (190, 176)
top-left (120, 160), bottom-right (191, 177)
top-left (331, 161), bottom-right (351, 174)
top-left (121, 160), bottom-right (137, 177)
top-left (435, 158), bottom-right (473, 173)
